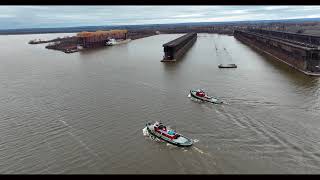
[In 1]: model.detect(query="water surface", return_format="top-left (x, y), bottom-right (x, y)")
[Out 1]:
top-left (0, 33), bottom-right (319, 174)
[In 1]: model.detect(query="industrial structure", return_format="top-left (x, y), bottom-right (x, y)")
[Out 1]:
top-left (77, 30), bottom-right (127, 48)
top-left (162, 33), bottom-right (197, 62)
top-left (234, 29), bottom-right (320, 75)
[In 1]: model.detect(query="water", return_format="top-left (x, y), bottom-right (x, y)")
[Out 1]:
top-left (0, 33), bottom-right (320, 174)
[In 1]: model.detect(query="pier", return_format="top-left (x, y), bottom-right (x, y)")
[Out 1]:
top-left (77, 30), bottom-right (128, 48)
top-left (234, 29), bottom-right (320, 75)
top-left (161, 33), bottom-right (197, 62)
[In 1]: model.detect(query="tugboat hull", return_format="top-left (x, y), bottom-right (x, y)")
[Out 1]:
top-left (145, 123), bottom-right (193, 147)
top-left (190, 90), bottom-right (223, 104)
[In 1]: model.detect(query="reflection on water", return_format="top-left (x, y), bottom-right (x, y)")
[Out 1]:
top-left (0, 33), bottom-right (320, 174)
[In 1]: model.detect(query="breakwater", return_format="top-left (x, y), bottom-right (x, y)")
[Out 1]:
top-left (161, 33), bottom-right (197, 62)
top-left (234, 30), bottom-right (320, 75)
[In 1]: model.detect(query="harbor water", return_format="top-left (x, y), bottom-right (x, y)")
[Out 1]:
top-left (0, 33), bottom-right (320, 174)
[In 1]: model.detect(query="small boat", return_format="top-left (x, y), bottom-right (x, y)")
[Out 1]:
top-left (145, 122), bottom-right (193, 147)
top-left (218, 64), bottom-right (237, 68)
top-left (64, 49), bottom-right (78, 53)
top-left (189, 89), bottom-right (223, 104)
top-left (106, 39), bottom-right (131, 46)
top-left (106, 39), bottom-right (117, 46)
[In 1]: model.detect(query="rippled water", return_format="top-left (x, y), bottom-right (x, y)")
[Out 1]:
top-left (0, 33), bottom-right (320, 174)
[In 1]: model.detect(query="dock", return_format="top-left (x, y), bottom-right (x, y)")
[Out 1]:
top-left (161, 33), bottom-right (197, 62)
top-left (234, 29), bottom-right (320, 76)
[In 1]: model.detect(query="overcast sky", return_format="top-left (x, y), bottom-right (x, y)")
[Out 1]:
top-left (1, 6), bottom-right (320, 29)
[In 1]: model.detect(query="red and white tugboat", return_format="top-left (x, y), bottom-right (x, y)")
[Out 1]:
top-left (145, 122), bottom-right (193, 147)
top-left (189, 89), bottom-right (223, 104)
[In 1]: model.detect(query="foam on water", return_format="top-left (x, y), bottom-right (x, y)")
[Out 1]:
top-left (192, 146), bottom-right (215, 160)
top-left (188, 95), bottom-right (203, 103)
top-left (193, 146), bottom-right (204, 154)
top-left (142, 127), bottom-right (149, 136)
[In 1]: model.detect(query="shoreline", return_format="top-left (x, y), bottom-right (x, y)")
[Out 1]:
top-left (33, 32), bottom-right (157, 54)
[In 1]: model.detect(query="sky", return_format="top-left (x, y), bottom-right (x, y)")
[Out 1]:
top-left (1, 6), bottom-right (320, 29)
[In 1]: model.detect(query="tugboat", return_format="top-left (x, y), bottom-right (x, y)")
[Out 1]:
top-left (218, 64), bottom-right (237, 68)
top-left (189, 89), bottom-right (223, 104)
top-left (145, 122), bottom-right (193, 147)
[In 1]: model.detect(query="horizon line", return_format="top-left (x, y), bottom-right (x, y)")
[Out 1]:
top-left (1, 17), bottom-right (320, 31)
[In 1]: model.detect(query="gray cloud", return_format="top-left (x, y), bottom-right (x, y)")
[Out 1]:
top-left (0, 6), bottom-right (320, 29)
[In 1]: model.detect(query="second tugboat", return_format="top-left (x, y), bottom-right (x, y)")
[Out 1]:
top-left (218, 64), bottom-right (237, 68)
top-left (145, 122), bottom-right (193, 147)
top-left (189, 89), bottom-right (223, 104)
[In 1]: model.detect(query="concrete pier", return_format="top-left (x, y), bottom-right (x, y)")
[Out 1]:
top-left (161, 33), bottom-right (197, 62)
top-left (234, 30), bottom-right (320, 76)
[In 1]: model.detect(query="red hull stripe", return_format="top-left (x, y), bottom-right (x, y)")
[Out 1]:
top-left (155, 129), bottom-right (175, 139)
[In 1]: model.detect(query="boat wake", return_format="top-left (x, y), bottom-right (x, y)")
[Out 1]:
top-left (193, 146), bottom-right (204, 154)
top-left (192, 146), bottom-right (216, 161)
top-left (142, 126), bottom-right (149, 136)
top-left (193, 139), bottom-right (199, 143)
